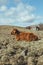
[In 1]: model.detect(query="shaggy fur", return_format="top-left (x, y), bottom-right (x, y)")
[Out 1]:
top-left (11, 28), bottom-right (38, 41)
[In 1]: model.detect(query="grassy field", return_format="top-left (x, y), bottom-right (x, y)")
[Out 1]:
top-left (0, 25), bottom-right (43, 65)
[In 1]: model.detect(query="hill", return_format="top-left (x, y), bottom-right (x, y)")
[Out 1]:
top-left (0, 25), bottom-right (43, 65)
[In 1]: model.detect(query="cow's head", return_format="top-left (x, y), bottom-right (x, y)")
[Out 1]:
top-left (11, 28), bottom-right (20, 35)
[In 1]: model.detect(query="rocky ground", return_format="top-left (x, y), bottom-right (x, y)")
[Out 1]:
top-left (0, 25), bottom-right (43, 65)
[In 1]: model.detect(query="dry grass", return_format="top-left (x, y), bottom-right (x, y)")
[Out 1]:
top-left (0, 25), bottom-right (43, 65)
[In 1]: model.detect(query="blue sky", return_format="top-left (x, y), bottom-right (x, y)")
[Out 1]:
top-left (0, 0), bottom-right (43, 27)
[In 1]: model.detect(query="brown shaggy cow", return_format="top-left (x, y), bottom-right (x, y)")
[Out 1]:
top-left (11, 28), bottom-right (38, 41)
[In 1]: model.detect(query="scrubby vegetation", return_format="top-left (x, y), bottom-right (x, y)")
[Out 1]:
top-left (0, 26), bottom-right (43, 65)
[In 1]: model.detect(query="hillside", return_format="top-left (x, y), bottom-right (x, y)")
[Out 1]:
top-left (0, 25), bottom-right (43, 65)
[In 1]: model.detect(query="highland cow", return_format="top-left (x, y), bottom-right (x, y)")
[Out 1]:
top-left (11, 28), bottom-right (38, 41)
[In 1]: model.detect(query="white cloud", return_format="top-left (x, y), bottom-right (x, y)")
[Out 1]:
top-left (0, 3), bottom-right (43, 26)
top-left (5, 7), bottom-right (15, 16)
top-left (3, 3), bottom-right (35, 23)
top-left (0, 5), bottom-right (7, 11)
top-left (36, 16), bottom-right (43, 19)
top-left (0, 18), bottom-right (15, 25)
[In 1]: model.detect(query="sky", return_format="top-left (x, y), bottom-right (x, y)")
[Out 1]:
top-left (0, 0), bottom-right (43, 27)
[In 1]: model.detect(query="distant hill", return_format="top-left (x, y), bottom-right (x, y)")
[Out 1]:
top-left (26, 24), bottom-right (43, 30)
